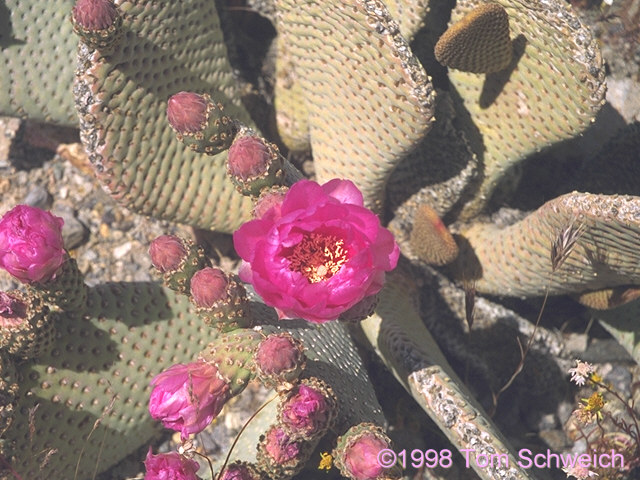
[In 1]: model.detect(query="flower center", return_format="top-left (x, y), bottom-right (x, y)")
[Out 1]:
top-left (287, 233), bottom-right (348, 283)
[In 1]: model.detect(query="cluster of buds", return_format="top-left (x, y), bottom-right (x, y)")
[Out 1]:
top-left (166, 90), bottom-right (290, 207)
top-left (143, 91), bottom-right (401, 479)
top-left (257, 377), bottom-right (337, 478)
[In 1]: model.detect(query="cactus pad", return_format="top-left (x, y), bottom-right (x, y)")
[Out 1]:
top-left (74, 0), bottom-right (255, 232)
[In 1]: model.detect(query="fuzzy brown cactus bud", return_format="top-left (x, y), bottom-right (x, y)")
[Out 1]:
top-left (227, 132), bottom-right (284, 197)
top-left (334, 423), bottom-right (401, 480)
top-left (254, 333), bottom-right (305, 387)
top-left (71, 0), bottom-right (122, 49)
top-left (167, 92), bottom-right (208, 135)
top-left (167, 92), bottom-right (236, 155)
top-left (149, 235), bottom-right (188, 273)
top-left (149, 235), bottom-right (207, 295)
top-left (190, 268), bottom-right (250, 331)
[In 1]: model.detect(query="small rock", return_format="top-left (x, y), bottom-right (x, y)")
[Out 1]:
top-left (113, 242), bottom-right (133, 259)
top-left (23, 185), bottom-right (52, 209)
top-left (53, 205), bottom-right (89, 250)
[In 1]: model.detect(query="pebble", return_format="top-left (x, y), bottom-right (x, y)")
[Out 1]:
top-left (53, 205), bottom-right (88, 250)
top-left (113, 242), bottom-right (133, 259)
top-left (23, 184), bottom-right (52, 209)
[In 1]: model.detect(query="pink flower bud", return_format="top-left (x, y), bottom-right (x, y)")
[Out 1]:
top-left (149, 235), bottom-right (187, 273)
top-left (0, 205), bottom-right (66, 284)
top-left (252, 188), bottom-right (287, 219)
top-left (228, 136), bottom-right (272, 181)
top-left (149, 361), bottom-right (230, 440)
top-left (219, 463), bottom-right (260, 480)
top-left (264, 427), bottom-right (300, 464)
top-left (167, 92), bottom-right (208, 134)
top-left (144, 447), bottom-right (200, 480)
top-left (190, 267), bottom-right (229, 308)
top-left (280, 384), bottom-right (329, 437)
top-left (255, 333), bottom-right (304, 378)
top-left (343, 434), bottom-right (388, 480)
top-left (0, 292), bottom-right (27, 328)
top-left (72, 0), bottom-right (118, 30)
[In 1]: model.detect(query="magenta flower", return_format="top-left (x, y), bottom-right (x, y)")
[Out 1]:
top-left (144, 447), bottom-right (200, 480)
top-left (344, 433), bottom-right (389, 480)
top-left (0, 205), bottom-right (66, 283)
top-left (280, 384), bottom-right (329, 437)
top-left (149, 361), bottom-right (230, 440)
top-left (233, 179), bottom-right (399, 323)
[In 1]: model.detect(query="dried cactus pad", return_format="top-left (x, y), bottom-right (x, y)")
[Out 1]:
top-left (454, 193), bottom-right (640, 297)
top-left (274, 0), bottom-right (436, 211)
top-left (0, 0), bottom-right (78, 125)
top-left (74, 0), bottom-right (254, 232)
top-left (3, 282), bottom-right (212, 478)
top-left (449, 0), bottom-right (606, 217)
top-left (435, 3), bottom-right (513, 74)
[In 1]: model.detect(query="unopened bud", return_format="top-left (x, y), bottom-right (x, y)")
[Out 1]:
top-left (167, 92), bottom-right (236, 155)
top-left (265, 427), bottom-right (300, 464)
top-left (218, 462), bottom-right (262, 480)
top-left (227, 132), bottom-right (284, 197)
top-left (149, 235), bottom-right (188, 273)
top-left (190, 267), bottom-right (228, 308)
top-left (167, 92), bottom-right (208, 135)
top-left (278, 378), bottom-right (336, 440)
top-left (255, 333), bottom-right (305, 386)
top-left (252, 187), bottom-right (288, 219)
top-left (334, 423), bottom-right (401, 480)
top-left (71, 0), bottom-right (122, 49)
top-left (190, 268), bottom-right (250, 331)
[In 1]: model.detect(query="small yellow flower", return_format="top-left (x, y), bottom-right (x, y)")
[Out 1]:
top-left (582, 392), bottom-right (605, 413)
top-left (318, 451), bottom-right (333, 471)
top-left (589, 372), bottom-right (603, 384)
top-left (573, 392), bottom-right (606, 424)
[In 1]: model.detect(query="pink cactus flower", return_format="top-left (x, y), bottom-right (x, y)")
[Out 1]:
top-left (149, 361), bottom-right (230, 440)
top-left (0, 205), bottom-right (66, 283)
top-left (233, 179), bottom-right (399, 323)
top-left (144, 447), bottom-right (200, 480)
top-left (281, 384), bottom-right (329, 436)
top-left (344, 433), bottom-right (389, 480)
top-left (264, 427), bottom-right (300, 464)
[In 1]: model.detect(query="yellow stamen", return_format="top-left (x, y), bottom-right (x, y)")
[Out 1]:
top-left (287, 233), bottom-right (349, 283)
top-left (318, 451), bottom-right (333, 471)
